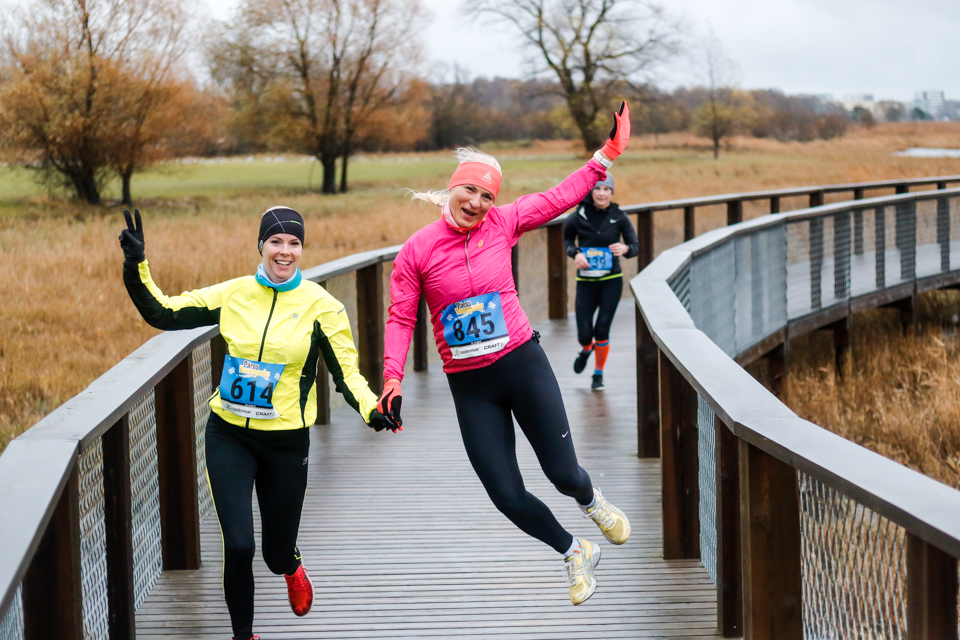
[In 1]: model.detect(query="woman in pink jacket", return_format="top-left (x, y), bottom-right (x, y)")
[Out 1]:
top-left (378, 103), bottom-right (633, 605)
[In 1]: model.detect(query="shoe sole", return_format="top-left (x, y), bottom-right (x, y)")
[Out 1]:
top-left (573, 546), bottom-right (602, 605)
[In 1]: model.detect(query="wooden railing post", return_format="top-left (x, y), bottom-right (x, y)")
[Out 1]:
top-left (876, 206), bottom-right (887, 289)
top-left (727, 200), bottom-right (743, 225)
top-left (357, 263), bottom-right (385, 396)
top-left (314, 282), bottom-right (331, 425)
top-left (853, 209), bottom-right (865, 255)
top-left (103, 416), bottom-right (136, 640)
top-left (636, 316), bottom-right (660, 458)
top-left (413, 295), bottom-right (429, 372)
top-left (809, 190), bottom-right (824, 207)
top-left (154, 355), bottom-right (201, 571)
top-left (683, 206), bottom-right (695, 241)
top-left (547, 224), bottom-right (568, 319)
top-left (769, 196), bottom-right (780, 214)
top-left (834, 212), bottom-right (851, 300)
top-left (659, 350), bottom-right (699, 559)
top-left (937, 195), bottom-right (950, 272)
top-left (809, 217), bottom-right (824, 310)
top-left (896, 184), bottom-right (910, 195)
top-left (715, 416), bottom-right (742, 638)
top-left (906, 534), bottom-right (958, 640)
top-left (896, 200), bottom-right (917, 282)
top-left (739, 441), bottom-right (802, 640)
top-left (637, 211), bottom-right (654, 268)
top-left (22, 465), bottom-right (82, 640)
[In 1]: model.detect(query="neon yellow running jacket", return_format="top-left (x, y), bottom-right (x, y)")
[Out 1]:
top-left (124, 260), bottom-right (378, 431)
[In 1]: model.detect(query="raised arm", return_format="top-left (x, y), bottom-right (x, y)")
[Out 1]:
top-left (383, 243), bottom-right (422, 383)
top-left (507, 101), bottom-right (631, 235)
top-left (119, 210), bottom-right (227, 330)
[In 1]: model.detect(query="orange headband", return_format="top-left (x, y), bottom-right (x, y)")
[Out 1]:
top-left (448, 162), bottom-right (502, 199)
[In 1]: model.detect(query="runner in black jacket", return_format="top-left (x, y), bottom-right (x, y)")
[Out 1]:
top-left (562, 174), bottom-right (639, 390)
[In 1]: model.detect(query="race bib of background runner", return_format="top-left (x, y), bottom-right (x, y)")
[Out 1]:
top-left (441, 292), bottom-right (509, 359)
top-left (581, 247), bottom-right (613, 277)
top-left (219, 355), bottom-right (285, 420)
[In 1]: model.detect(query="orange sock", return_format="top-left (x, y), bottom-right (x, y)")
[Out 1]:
top-left (594, 340), bottom-right (610, 373)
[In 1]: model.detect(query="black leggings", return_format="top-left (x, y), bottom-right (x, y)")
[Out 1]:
top-left (205, 412), bottom-right (310, 640)
top-left (575, 277), bottom-right (623, 346)
top-left (446, 339), bottom-right (594, 554)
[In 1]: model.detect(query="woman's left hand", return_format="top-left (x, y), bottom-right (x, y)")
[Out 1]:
top-left (609, 243), bottom-right (629, 257)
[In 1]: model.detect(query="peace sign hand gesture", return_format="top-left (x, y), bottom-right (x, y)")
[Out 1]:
top-left (119, 209), bottom-right (145, 264)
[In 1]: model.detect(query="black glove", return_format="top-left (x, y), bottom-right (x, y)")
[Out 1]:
top-left (369, 408), bottom-right (401, 433)
top-left (119, 209), bottom-right (145, 264)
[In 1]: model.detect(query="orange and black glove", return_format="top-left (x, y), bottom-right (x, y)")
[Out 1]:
top-left (372, 379), bottom-right (402, 432)
top-left (594, 101), bottom-right (631, 167)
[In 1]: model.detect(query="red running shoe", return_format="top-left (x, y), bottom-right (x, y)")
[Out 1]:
top-left (284, 564), bottom-right (314, 616)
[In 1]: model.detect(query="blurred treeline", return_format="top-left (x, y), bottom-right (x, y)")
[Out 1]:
top-left (220, 79), bottom-right (855, 155)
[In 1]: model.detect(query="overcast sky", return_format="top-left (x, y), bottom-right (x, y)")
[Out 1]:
top-left (204, 0), bottom-right (954, 102)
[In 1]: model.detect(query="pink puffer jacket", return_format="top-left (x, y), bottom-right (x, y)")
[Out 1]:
top-left (383, 159), bottom-right (608, 381)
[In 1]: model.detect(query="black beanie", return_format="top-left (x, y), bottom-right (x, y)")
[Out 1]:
top-left (258, 206), bottom-right (305, 254)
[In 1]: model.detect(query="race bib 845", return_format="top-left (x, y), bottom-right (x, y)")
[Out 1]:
top-left (441, 292), bottom-right (509, 359)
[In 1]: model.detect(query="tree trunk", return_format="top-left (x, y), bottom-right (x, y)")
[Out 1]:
top-left (339, 147), bottom-right (349, 193)
top-left (121, 170), bottom-right (133, 206)
top-left (713, 137), bottom-right (720, 159)
top-left (70, 169), bottom-right (100, 205)
top-left (320, 155), bottom-right (338, 194)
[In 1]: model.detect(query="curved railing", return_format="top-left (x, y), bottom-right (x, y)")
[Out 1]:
top-left (633, 186), bottom-right (960, 638)
top-left (2, 173), bottom-right (960, 639)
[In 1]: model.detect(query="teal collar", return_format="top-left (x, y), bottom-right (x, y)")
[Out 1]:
top-left (256, 264), bottom-right (302, 292)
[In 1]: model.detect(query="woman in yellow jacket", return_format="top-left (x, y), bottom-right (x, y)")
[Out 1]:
top-left (119, 206), bottom-right (399, 640)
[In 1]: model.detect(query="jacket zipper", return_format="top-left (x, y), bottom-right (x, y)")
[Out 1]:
top-left (246, 288), bottom-right (279, 428)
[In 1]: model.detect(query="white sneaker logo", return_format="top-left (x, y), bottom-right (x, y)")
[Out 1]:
top-left (562, 431), bottom-right (569, 438)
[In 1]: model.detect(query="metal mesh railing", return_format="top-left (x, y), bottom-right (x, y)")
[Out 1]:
top-left (697, 395), bottom-right (718, 585)
top-left (0, 588), bottom-right (23, 640)
top-left (192, 343), bottom-right (214, 520)
top-left (129, 390), bottom-right (162, 610)
top-left (799, 473), bottom-right (907, 639)
top-left (676, 192), bottom-right (960, 636)
top-left (78, 439), bottom-right (109, 639)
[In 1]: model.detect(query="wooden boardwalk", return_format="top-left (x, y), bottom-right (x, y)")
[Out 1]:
top-left (135, 305), bottom-right (719, 639)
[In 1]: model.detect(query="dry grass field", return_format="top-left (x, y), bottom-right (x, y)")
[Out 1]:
top-left (786, 292), bottom-right (960, 491)
top-left (2, 122), bottom-right (960, 453)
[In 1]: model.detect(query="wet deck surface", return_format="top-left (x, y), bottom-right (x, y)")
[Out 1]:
top-left (136, 304), bottom-right (719, 639)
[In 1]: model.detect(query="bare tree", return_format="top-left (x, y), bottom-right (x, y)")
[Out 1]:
top-left (689, 34), bottom-right (754, 159)
top-left (468, 0), bottom-right (682, 151)
top-left (0, 0), bottom-right (195, 204)
top-left (212, 0), bottom-right (424, 194)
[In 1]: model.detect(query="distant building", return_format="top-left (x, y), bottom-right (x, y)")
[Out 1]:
top-left (913, 90), bottom-right (945, 119)
top-left (841, 94), bottom-right (875, 112)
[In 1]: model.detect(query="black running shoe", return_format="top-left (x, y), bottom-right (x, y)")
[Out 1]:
top-left (591, 374), bottom-right (604, 391)
top-left (573, 350), bottom-right (591, 374)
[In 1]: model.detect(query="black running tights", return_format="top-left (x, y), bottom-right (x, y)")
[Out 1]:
top-left (575, 277), bottom-right (623, 347)
top-left (447, 339), bottom-right (595, 554)
top-left (205, 413), bottom-right (309, 640)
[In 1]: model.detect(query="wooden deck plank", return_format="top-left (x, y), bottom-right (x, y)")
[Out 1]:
top-left (135, 304), bottom-right (721, 638)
